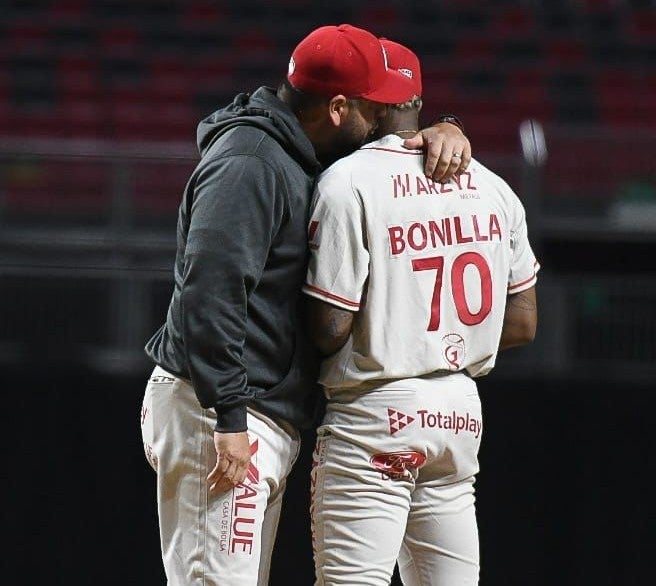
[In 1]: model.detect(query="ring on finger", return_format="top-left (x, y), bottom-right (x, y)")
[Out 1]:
top-left (452, 153), bottom-right (462, 159)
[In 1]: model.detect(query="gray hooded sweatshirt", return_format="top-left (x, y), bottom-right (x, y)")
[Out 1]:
top-left (145, 86), bottom-right (323, 433)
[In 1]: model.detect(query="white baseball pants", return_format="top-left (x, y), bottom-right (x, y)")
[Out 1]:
top-left (311, 372), bottom-right (482, 586)
top-left (140, 366), bottom-right (300, 586)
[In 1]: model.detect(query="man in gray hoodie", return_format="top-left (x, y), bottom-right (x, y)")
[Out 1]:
top-left (140, 24), bottom-right (471, 586)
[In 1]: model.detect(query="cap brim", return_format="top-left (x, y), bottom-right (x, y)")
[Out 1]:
top-left (360, 68), bottom-right (417, 104)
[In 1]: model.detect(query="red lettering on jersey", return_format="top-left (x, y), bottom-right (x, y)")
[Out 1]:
top-left (391, 173), bottom-right (479, 199)
top-left (233, 517), bottom-right (255, 538)
top-left (230, 482), bottom-right (258, 555)
top-left (444, 218), bottom-right (453, 245)
top-left (389, 214), bottom-right (502, 256)
top-left (464, 171), bottom-right (477, 190)
top-left (408, 223), bottom-right (427, 251)
top-left (452, 252), bottom-right (493, 325)
top-left (245, 439), bottom-right (260, 484)
top-left (425, 177), bottom-right (439, 195)
top-left (235, 483), bottom-right (257, 500)
top-left (415, 176), bottom-right (430, 195)
top-left (454, 217), bottom-right (474, 244)
top-left (428, 220), bottom-right (446, 247)
top-left (489, 214), bottom-right (501, 240)
top-left (388, 226), bottom-right (405, 254)
top-left (472, 215), bottom-right (489, 241)
top-left (440, 181), bottom-right (453, 194)
top-left (231, 538), bottom-right (253, 554)
top-left (392, 174), bottom-right (406, 198)
top-left (234, 500), bottom-right (256, 514)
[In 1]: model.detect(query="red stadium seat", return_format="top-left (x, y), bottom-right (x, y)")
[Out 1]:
top-left (49, 0), bottom-right (90, 20)
top-left (99, 26), bottom-right (142, 59)
top-left (625, 8), bottom-right (656, 43)
top-left (58, 100), bottom-right (105, 138)
top-left (542, 38), bottom-right (586, 70)
top-left (57, 55), bottom-right (102, 100)
top-left (181, 0), bottom-right (225, 25)
top-left (107, 101), bottom-right (195, 141)
top-left (453, 37), bottom-right (498, 67)
top-left (506, 69), bottom-right (552, 123)
top-left (595, 70), bottom-right (656, 128)
top-left (1, 2), bottom-right (652, 158)
top-left (490, 7), bottom-right (535, 37)
top-left (132, 160), bottom-right (196, 216)
top-left (2, 158), bottom-right (112, 216)
top-left (7, 23), bottom-right (51, 53)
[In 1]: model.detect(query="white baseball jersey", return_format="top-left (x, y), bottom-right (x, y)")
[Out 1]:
top-left (303, 134), bottom-right (539, 391)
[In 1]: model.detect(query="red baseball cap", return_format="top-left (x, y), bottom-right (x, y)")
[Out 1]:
top-left (287, 24), bottom-right (415, 104)
top-left (379, 38), bottom-right (422, 97)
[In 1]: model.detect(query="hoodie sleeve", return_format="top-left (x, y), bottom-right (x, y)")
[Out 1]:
top-left (181, 152), bottom-right (284, 432)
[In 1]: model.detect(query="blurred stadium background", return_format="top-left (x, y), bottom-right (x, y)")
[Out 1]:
top-left (1, 1), bottom-right (654, 585)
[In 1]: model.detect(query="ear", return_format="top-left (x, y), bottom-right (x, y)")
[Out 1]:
top-left (328, 95), bottom-right (350, 127)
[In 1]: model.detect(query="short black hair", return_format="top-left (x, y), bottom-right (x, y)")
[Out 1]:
top-left (391, 95), bottom-right (423, 112)
top-left (278, 78), bottom-right (366, 116)
top-left (278, 79), bottom-right (330, 114)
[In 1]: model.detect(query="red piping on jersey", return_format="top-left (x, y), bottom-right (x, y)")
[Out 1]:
top-left (360, 146), bottom-right (422, 155)
top-left (304, 284), bottom-right (360, 308)
top-left (508, 262), bottom-right (540, 291)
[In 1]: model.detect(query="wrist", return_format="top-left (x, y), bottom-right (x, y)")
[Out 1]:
top-left (432, 114), bottom-right (465, 135)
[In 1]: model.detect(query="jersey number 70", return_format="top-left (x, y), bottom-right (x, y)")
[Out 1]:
top-left (412, 252), bottom-right (492, 331)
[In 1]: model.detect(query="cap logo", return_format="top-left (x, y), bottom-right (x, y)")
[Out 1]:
top-left (398, 67), bottom-right (413, 79)
top-left (288, 56), bottom-right (296, 76)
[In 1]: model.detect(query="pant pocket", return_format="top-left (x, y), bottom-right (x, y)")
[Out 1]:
top-left (140, 381), bottom-right (158, 472)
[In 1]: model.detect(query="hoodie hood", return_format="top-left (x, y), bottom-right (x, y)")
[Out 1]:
top-left (196, 86), bottom-right (322, 174)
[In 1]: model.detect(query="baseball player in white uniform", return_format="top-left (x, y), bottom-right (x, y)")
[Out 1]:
top-left (303, 40), bottom-right (540, 585)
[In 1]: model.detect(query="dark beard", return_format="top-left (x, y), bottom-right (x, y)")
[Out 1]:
top-left (318, 130), bottom-right (373, 168)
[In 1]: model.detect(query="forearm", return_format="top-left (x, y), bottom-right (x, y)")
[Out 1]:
top-left (499, 288), bottom-right (538, 351)
top-left (306, 296), bottom-right (355, 356)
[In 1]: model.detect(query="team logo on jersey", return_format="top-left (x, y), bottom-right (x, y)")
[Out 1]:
top-left (442, 333), bottom-right (466, 370)
top-left (387, 408), bottom-right (415, 435)
top-left (370, 451), bottom-right (426, 480)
